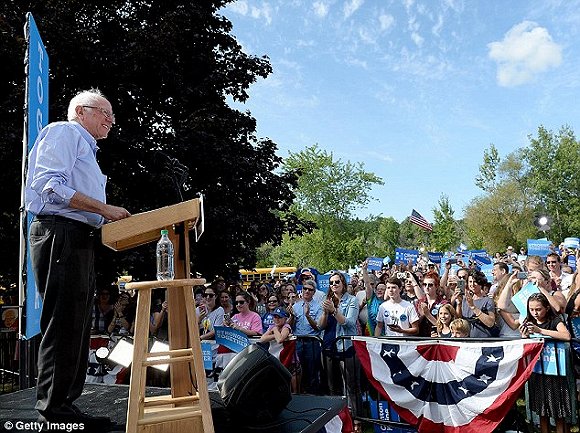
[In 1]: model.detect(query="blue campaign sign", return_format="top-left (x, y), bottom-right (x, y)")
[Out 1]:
top-left (394, 248), bottom-right (419, 265)
top-left (215, 326), bottom-right (250, 353)
top-left (368, 396), bottom-right (416, 433)
top-left (318, 274), bottom-right (330, 293)
top-left (533, 340), bottom-right (567, 376)
top-left (527, 239), bottom-right (552, 258)
top-left (564, 237), bottom-right (580, 249)
top-left (427, 251), bottom-right (443, 264)
top-left (479, 264), bottom-right (494, 282)
top-left (367, 257), bottom-right (384, 271)
top-left (469, 249), bottom-right (491, 265)
top-left (200, 342), bottom-right (213, 370)
top-left (24, 13), bottom-right (49, 339)
top-left (569, 255), bottom-right (577, 272)
top-left (512, 282), bottom-right (540, 318)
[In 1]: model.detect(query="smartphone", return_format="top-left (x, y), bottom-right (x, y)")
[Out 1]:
top-left (396, 272), bottom-right (406, 279)
top-left (223, 313), bottom-right (230, 324)
top-left (457, 279), bottom-right (465, 294)
top-left (447, 258), bottom-right (457, 265)
top-left (517, 271), bottom-right (528, 279)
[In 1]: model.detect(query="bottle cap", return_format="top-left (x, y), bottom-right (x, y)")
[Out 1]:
top-left (161, 229), bottom-right (169, 235)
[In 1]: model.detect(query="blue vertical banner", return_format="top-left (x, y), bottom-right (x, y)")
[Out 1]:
top-left (22, 13), bottom-right (49, 339)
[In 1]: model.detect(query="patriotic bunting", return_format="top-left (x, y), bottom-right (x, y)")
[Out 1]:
top-left (353, 337), bottom-right (543, 433)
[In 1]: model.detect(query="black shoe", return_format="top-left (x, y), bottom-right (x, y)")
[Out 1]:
top-left (66, 403), bottom-right (112, 423)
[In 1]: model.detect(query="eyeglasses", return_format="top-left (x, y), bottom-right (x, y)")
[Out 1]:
top-left (203, 293), bottom-right (215, 298)
top-left (329, 280), bottom-right (341, 286)
top-left (303, 287), bottom-right (315, 292)
top-left (235, 300), bottom-right (246, 305)
top-left (83, 105), bottom-right (115, 122)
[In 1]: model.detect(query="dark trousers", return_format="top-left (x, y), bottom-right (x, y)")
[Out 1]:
top-left (295, 338), bottom-right (322, 394)
top-left (30, 216), bottom-right (96, 414)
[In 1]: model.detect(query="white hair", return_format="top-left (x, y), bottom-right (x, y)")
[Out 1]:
top-left (67, 88), bottom-right (107, 121)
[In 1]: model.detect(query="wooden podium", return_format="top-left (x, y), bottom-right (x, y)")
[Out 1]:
top-left (102, 198), bottom-right (214, 433)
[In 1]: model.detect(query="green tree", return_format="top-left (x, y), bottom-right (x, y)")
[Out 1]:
top-left (430, 195), bottom-right (460, 252)
top-left (264, 144), bottom-right (384, 271)
top-left (465, 144), bottom-right (537, 252)
top-left (0, 0), bottom-right (306, 286)
top-left (522, 125), bottom-right (580, 240)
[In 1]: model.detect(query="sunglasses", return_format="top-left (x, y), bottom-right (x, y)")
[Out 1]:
top-left (303, 287), bottom-right (315, 292)
top-left (423, 283), bottom-right (435, 287)
top-left (203, 293), bottom-right (215, 298)
top-left (546, 261), bottom-right (558, 264)
top-left (235, 300), bottom-right (246, 305)
top-left (329, 280), bottom-right (341, 286)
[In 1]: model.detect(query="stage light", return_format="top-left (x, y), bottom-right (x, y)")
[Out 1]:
top-left (95, 346), bottom-right (110, 363)
top-left (107, 337), bottom-right (134, 367)
top-left (106, 337), bottom-right (170, 371)
top-left (534, 214), bottom-right (552, 232)
top-left (149, 340), bottom-right (170, 372)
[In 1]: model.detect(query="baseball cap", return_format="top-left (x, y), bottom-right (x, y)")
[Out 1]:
top-left (272, 307), bottom-right (288, 318)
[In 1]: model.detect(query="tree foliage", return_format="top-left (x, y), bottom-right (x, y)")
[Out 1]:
top-left (258, 144), bottom-right (384, 271)
top-left (430, 195), bottom-right (460, 252)
top-left (0, 0), bottom-right (305, 287)
top-left (522, 125), bottom-right (580, 240)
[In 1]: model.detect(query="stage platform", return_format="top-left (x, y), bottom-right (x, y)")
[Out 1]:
top-left (0, 384), bottom-right (345, 433)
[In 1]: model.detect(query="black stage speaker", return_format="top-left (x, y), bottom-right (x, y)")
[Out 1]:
top-left (217, 343), bottom-right (292, 423)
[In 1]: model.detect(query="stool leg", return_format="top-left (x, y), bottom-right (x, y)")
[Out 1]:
top-left (184, 289), bottom-right (214, 433)
top-left (126, 288), bottom-right (152, 433)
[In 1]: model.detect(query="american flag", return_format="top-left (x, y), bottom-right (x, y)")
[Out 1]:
top-left (353, 337), bottom-right (543, 433)
top-left (409, 209), bottom-right (433, 231)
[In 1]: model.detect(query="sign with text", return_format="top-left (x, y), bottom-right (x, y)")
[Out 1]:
top-left (394, 248), bottom-right (419, 265)
top-left (215, 326), bottom-right (250, 353)
top-left (527, 239), bottom-right (552, 258)
top-left (533, 339), bottom-right (567, 376)
top-left (427, 251), bottom-right (443, 264)
top-left (24, 13), bottom-right (49, 339)
top-left (512, 282), bottom-right (540, 318)
top-left (367, 257), bottom-right (384, 271)
top-left (201, 342), bottom-right (213, 370)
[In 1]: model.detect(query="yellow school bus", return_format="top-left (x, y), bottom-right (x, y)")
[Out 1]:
top-left (239, 266), bottom-right (297, 288)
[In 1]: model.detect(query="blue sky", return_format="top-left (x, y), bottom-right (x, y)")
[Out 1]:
top-left (221, 0), bottom-right (580, 223)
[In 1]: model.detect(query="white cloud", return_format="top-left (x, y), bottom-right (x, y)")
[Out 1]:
top-left (411, 32), bottom-right (424, 47)
top-left (313, 1), bottom-right (329, 18)
top-left (228, 1), bottom-right (249, 15)
top-left (379, 14), bottom-right (395, 32)
top-left (488, 21), bottom-right (562, 87)
top-left (343, 0), bottom-right (364, 19)
top-left (227, 1), bottom-right (273, 25)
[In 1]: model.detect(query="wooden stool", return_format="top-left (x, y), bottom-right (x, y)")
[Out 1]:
top-left (123, 278), bottom-right (214, 433)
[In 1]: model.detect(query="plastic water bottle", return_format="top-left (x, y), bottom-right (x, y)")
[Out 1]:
top-left (156, 229), bottom-right (174, 280)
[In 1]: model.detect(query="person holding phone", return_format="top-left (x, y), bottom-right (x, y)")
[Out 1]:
top-left (197, 286), bottom-right (224, 341)
top-left (519, 293), bottom-right (571, 433)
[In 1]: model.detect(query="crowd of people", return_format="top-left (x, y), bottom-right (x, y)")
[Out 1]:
top-left (87, 246), bottom-right (580, 433)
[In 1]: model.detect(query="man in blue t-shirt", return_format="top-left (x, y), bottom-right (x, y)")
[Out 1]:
top-left (292, 279), bottom-right (323, 394)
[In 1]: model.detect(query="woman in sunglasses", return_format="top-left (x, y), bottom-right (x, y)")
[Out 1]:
top-left (228, 292), bottom-right (262, 336)
top-left (197, 286), bottom-right (224, 341)
top-left (319, 272), bottom-right (360, 421)
top-left (262, 294), bottom-right (281, 333)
